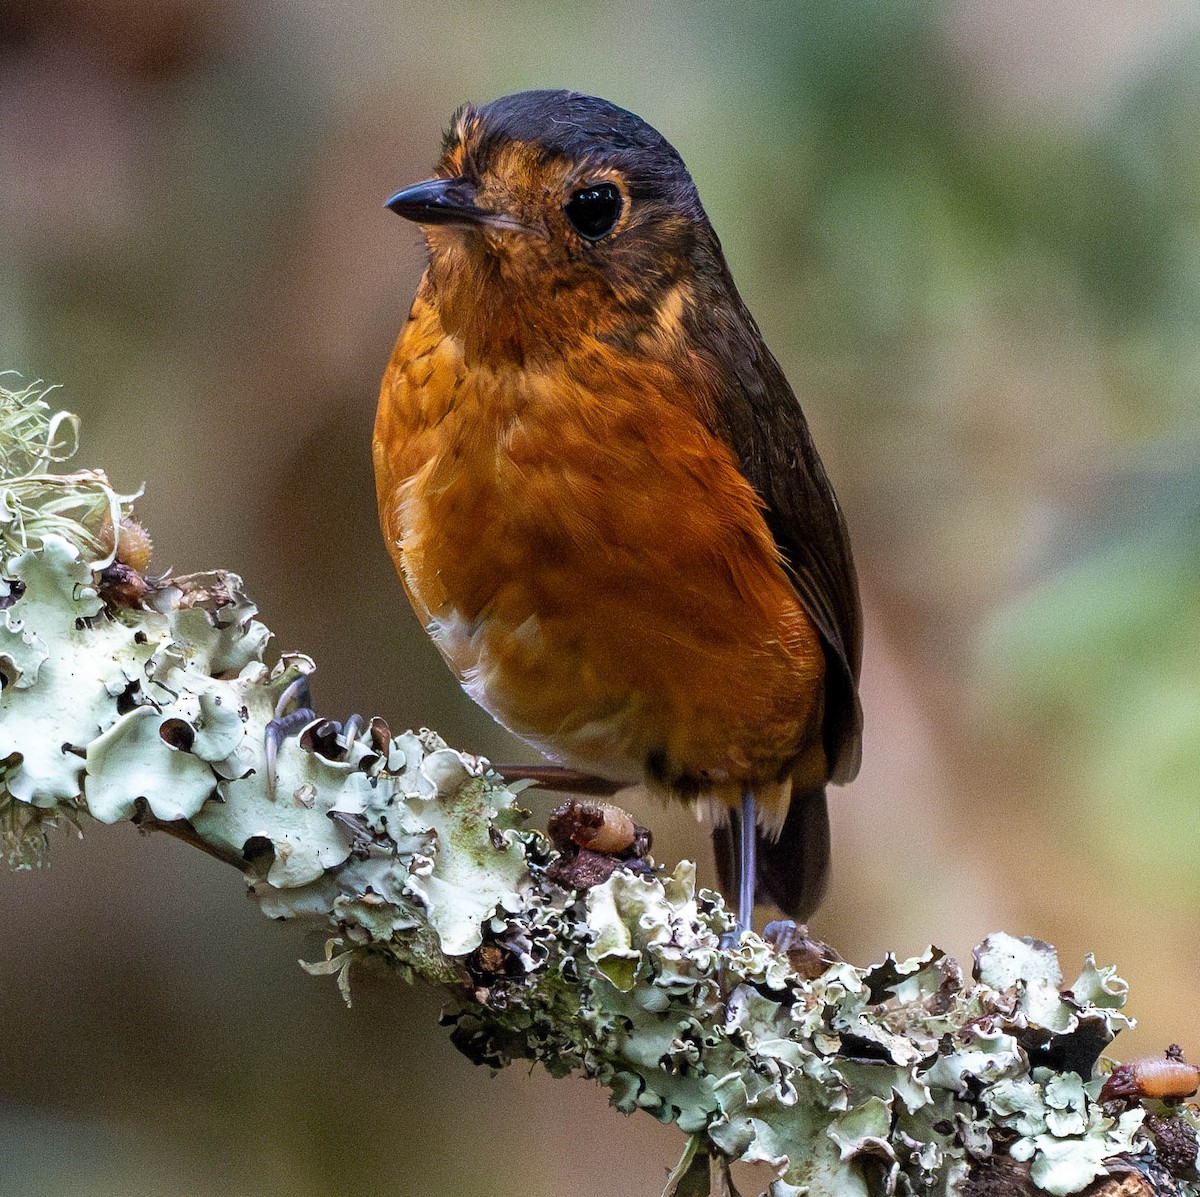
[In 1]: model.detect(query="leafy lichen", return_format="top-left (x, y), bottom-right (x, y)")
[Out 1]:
top-left (4, 376), bottom-right (1198, 1197)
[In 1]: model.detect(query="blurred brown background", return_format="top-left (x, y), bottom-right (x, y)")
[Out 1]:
top-left (2, 2), bottom-right (1199, 1194)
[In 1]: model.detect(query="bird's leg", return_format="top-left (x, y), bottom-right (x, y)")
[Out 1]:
top-left (719, 786), bottom-right (758, 952)
top-left (717, 789), bottom-right (760, 1011)
top-left (738, 785), bottom-right (756, 936)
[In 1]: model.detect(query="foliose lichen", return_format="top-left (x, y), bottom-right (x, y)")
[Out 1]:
top-left (4, 376), bottom-right (1198, 1197)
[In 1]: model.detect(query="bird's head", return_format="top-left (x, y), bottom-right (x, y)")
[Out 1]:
top-left (387, 90), bottom-right (725, 364)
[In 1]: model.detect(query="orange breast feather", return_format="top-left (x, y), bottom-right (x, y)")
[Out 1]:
top-left (374, 291), bottom-right (826, 817)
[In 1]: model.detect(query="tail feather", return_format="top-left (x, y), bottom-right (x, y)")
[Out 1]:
top-left (712, 786), bottom-right (830, 922)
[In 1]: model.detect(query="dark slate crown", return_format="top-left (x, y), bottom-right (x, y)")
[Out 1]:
top-left (458, 90), bottom-right (704, 218)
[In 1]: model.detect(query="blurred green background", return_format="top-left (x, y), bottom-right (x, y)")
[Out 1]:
top-left (2, 2), bottom-right (1199, 1194)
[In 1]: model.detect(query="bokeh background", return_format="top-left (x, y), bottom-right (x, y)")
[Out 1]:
top-left (2, 2), bottom-right (1199, 1194)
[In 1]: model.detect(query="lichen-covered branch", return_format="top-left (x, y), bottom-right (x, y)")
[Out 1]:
top-left (2, 376), bottom-right (1197, 1197)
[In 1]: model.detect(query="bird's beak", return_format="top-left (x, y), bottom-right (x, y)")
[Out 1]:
top-left (385, 177), bottom-right (531, 234)
top-left (385, 177), bottom-right (484, 225)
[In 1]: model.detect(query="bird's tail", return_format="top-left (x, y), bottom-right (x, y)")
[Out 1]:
top-left (712, 785), bottom-right (830, 922)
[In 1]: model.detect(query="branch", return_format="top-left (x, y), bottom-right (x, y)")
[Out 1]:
top-left (1, 376), bottom-right (1197, 1197)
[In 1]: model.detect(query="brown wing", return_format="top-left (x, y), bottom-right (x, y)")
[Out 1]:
top-left (693, 272), bottom-right (864, 784)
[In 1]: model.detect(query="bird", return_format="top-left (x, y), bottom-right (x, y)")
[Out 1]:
top-left (374, 90), bottom-right (862, 936)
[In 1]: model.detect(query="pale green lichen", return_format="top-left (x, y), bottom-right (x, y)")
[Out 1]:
top-left (0, 536), bottom-right (150, 805)
top-left (4, 378), bottom-right (1198, 1197)
top-left (0, 374), bottom-right (136, 568)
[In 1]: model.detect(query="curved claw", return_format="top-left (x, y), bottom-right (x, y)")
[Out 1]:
top-left (264, 671), bottom-right (319, 797)
top-left (266, 705), bottom-right (374, 795)
top-left (341, 712), bottom-right (363, 747)
top-left (264, 705), bottom-right (316, 798)
top-left (299, 713), bottom-right (368, 763)
top-left (263, 666), bottom-right (372, 796)
top-left (273, 674), bottom-right (313, 721)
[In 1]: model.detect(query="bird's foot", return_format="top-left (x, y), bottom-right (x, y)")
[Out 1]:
top-left (762, 918), bottom-right (843, 981)
top-left (265, 692), bottom-right (375, 796)
top-left (762, 918), bottom-right (801, 950)
top-left (297, 712), bottom-right (367, 761)
top-left (718, 927), bottom-right (745, 952)
top-left (264, 674), bottom-right (316, 797)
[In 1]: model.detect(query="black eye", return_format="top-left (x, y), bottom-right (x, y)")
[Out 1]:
top-left (564, 182), bottom-right (623, 240)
